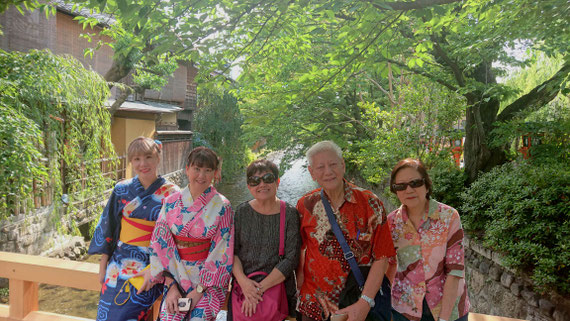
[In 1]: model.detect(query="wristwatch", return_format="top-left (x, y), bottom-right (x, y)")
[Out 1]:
top-left (196, 284), bottom-right (206, 294)
top-left (360, 294), bottom-right (375, 308)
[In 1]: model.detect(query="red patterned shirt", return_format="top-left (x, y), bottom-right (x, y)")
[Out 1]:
top-left (296, 180), bottom-right (396, 320)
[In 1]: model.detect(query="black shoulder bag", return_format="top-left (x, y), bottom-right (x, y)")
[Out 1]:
top-left (320, 190), bottom-right (391, 321)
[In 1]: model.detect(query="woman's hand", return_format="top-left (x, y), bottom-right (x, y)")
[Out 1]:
top-left (134, 267), bottom-right (155, 294)
top-left (237, 277), bottom-right (263, 304)
top-left (164, 285), bottom-right (182, 314)
top-left (336, 299), bottom-right (370, 321)
top-left (186, 289), bottom-right (204, 311)
top-left (241, 297), bottom-right (259, 317)
top-left (98, 254), bottom-right (109, 285)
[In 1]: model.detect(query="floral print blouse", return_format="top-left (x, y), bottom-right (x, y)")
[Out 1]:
top-left (387, 199), bottom-right (470, 321)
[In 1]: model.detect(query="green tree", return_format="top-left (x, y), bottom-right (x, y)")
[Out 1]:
top-left (194, 87), bottom-right (248, 179)
top-left (0, 49), bottom-right (114, 232)
top-left (228, 0), bottom-right (570, 182)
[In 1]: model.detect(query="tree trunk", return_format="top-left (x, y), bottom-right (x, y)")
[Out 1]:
top-left (463, 62), bottom-right (506, 183)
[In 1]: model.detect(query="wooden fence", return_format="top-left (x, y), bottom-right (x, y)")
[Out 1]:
top-left (156, 131), bottom-right (193, 175)
top-left (1, 155), bottom-right (126, 218)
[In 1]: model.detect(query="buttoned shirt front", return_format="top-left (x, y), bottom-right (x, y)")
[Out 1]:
top-left (388, 199), bottom-right (470, 321)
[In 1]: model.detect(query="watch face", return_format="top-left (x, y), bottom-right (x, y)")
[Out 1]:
top-left (196, 285), bottom-right (205, 293)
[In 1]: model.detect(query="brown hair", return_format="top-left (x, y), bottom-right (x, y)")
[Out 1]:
top-left (186, 146), bottom-right (219, 170)
top-left (246, 159), bottom-right (279, 180)
top-left (127, 136), bottom-right (161, 161)
top-left (389, 158), bottom-right (432, 199)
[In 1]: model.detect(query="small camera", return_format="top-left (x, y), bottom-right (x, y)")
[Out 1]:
top-left (178, 297), bottom-right (192, 312)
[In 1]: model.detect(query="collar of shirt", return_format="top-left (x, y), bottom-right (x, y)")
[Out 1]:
top-left (400, 199), bottom-right (439, 231)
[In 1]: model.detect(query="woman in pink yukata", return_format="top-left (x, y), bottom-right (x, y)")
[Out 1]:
top-left (137, 146), bottom-right (234, 321)
top-left (386, 159), bottom-right (469, 321)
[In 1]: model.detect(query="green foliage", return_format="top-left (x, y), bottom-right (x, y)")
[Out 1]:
top-left (193, 88), bottom-right (248, 180)
top-left (460, 161), bottom-right (570, 294)
top-left (428, 160), bottom-right (466, 210)
top-left (0, 104), bottom-right (47, 217)
top-left (0, 49), bottom-right (115, 232)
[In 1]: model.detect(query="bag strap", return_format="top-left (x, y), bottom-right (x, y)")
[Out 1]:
top-left (320, 189), bottom-right (366, 289)
top-left (279, 200), bottom-right (286, 259)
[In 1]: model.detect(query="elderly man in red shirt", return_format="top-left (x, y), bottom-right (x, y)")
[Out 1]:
top-left (296, 141), bottom-right (396, 321)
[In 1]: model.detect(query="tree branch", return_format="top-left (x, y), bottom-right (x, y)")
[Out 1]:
top-left (382, 57), bottom-right (458, 92)
top-left (367, 0), bottom-right (462, 11)
top-left (430, 36), bottom-right (466, 87)
top-left (304, 12), bottom-right (404, 101)
top-left (497, 61), bottom-right (570, 122)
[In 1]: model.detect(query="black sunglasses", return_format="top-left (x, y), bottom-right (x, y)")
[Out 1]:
top-left (392, 178), bottom-right (425, 191)
top-left (247, 173), bottom-right (277, 186)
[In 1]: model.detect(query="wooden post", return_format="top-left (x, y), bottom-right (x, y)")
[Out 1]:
top-left (9, 279), bottom-right (38, 319)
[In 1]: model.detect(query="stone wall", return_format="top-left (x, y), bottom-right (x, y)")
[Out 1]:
top-left (465, 236), bottom-right (570, 321)
top-left (0, 205), bottom-right (58, 254)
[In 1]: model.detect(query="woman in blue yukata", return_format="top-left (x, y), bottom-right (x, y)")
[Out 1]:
top-left (88, 136), bottom-right (179, 321)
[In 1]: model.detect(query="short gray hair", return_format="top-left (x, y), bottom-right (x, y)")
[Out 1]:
top-left (306, 140), bottom-right (343, 166)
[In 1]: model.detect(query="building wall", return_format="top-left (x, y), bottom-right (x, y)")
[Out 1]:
top-left (111, 116), bottom-right (156, 178)
top-left (0, 7), bottom-right (56, 52)
top-left (145, 62), bottom-right (188, 104)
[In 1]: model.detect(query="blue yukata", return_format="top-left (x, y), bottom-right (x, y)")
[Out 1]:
top-left (88, 176), bottom-right (179, 321)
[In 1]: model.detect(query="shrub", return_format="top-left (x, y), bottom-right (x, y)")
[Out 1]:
top-left (428, 160), bottom-right (466, 210)
top-left (460, 161), bottom-right (570, 294)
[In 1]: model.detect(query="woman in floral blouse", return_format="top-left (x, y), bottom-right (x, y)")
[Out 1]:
top-left (387, 159), bottom-right (469, 321)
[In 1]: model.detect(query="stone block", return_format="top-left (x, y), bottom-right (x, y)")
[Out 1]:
top-left (479, 260), bottom-right (490, 274)
top-left (472, 258), bottom-right (480, 268)
top-left (489, 265), bottom-right (502, 281)
top-left (539, 299), bottom-right (555, 316)
top-left (510, 282), bottom-right (523, 297)
top-left (501, 272), bottom-right (514, 288)
top-left (491, 251), bottom-right (503, 265)
top-left (521, 290), bottom-right (539, 307)
top-left (553, 309), bottom-right (569, 321)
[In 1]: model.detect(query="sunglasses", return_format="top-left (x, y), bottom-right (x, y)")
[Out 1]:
top-left (392, 178), bottom-right (425, 191)
top-left (247, 173), bottom-right (277, 186)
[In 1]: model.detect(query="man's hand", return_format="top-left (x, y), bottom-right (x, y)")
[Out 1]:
top-left (336, 299), bottom-right (370, 321)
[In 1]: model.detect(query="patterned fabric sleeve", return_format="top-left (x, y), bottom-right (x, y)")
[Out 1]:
top-left (199, 202), bottom-right (235, 288)
top-left (369, 196), bottom-right (397, 260)
top-left (88, 186), bottom-right (120, 256)
top-left (445, 209), bottom-right (465, 278)
top-left (148, 194), bottom-right (180, 284)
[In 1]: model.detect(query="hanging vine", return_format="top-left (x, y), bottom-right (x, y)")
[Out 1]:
top-left (0, 49), bottom-right (115, 234)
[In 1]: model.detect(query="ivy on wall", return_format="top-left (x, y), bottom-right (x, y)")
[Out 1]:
top-left (0, 49), bottom-right (115, 234)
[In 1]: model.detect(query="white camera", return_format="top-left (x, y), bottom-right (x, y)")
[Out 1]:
top-left (178, 297), bottom-right (192, 312)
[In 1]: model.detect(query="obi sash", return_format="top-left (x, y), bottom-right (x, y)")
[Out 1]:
top-left (119, 215), bottom-right (155, 247)
top-left (173, 235), bottom-right (211, 261)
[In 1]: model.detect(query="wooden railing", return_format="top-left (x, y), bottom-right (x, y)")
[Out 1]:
top-left (0, 251), bottom-right (525, 321)
top-left (0, 251), bottom-right (158, 321)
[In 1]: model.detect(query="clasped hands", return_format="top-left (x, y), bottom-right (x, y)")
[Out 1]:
top-left (238, 277), bottom-right (265, 317)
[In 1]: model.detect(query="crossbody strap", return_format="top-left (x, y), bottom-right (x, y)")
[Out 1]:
top-left (279, 200), bottom-right (286, 259)
top-left (320, 189), bottom-right (366, 289)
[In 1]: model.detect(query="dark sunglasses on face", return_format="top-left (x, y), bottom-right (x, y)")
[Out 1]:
top-left (247, 173), bottom-right (276, 186)
top-left (392, 178), bottom-right (425, 191)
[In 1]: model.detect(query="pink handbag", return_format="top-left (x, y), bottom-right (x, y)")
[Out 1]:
top-left (231, 201), bottom-right (289, 321)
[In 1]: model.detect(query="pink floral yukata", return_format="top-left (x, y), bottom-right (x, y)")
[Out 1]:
top-left (149, 186), bottom-right (234, 321)
top-left (387, 199), bottom-right (470, 321)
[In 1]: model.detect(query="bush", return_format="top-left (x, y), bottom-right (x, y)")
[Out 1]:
top-left (460, 161), bottom-right (570, 294)
top-left (428, 160), bottom-right (466, 210)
